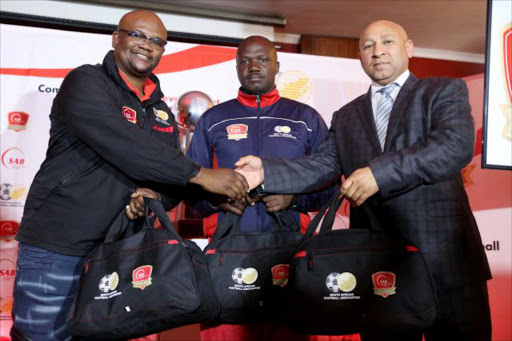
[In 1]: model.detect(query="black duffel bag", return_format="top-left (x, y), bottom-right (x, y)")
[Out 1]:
top-left (67, 198), bottom-right (220, 340)
top-left (284, 192), bottom-right (438, 335)
top-left (204, 211), bottom-right (303, 324)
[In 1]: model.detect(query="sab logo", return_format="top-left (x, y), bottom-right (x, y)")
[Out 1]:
top-left (0, 258), bottom-right (16, 278)
top-left (1, 147), bottom-right (26, 169)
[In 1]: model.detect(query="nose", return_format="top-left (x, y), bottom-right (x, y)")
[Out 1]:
top-left (372, 43), bottom-right (385, 57)
top-left (248, 60), bottom-right (260, 73)
top-left (138, 38), bottom-right (153, 51)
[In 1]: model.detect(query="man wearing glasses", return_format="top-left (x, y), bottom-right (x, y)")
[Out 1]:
top-left (11, 10), bottom-right (248, 341)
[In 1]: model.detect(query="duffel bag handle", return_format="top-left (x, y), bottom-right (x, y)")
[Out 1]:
top-left (302, 190), bottom-right (385, 241)
top-left (211, 209), bottom-right (300, 243)
top-left (143, 197), bottom-right (185, 243)
top-left (104, 208), bottom-right (135, 243)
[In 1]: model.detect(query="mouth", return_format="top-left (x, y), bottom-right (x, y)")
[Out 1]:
top-left (247, 75), bottom-right (263, 82)
top-left (132, 52), bottom-right (152, 62)
top-left (373, 62), bottom-right (389, 68)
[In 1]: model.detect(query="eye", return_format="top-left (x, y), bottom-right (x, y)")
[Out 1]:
top-left (130, 31), bottom-right (146, 39)
top-left (362, 44), bottom-right (373, 50)
top-left (384, 40), bottom-right (393, 45)
top-left (149, 38), bottom-right (167, 48)
top-left (260, 58), bottom-right (270, 62)
top-left (240, 60), bottom-right (249, 65)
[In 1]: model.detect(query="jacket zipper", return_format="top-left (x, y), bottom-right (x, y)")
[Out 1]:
top-left (256, 94), bottom-right (261, 231)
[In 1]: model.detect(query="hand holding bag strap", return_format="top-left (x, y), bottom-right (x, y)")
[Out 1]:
top-left (143, 197), bottom-right (185, 243)
top-left (104, 208), bottom-right (135, 243)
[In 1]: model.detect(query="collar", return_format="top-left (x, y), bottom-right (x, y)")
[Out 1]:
top-left (236, 88), bottom-right (281, 108)
top-left (118, 69), bottom-right (157, 102)
top-left (371, 69), bottom-right (410, 97)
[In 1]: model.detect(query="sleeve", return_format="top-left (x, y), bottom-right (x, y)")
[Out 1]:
top-left (369, 79), bottom-right (475, 198)
top-left (262, 112), bottom-right (342, 195)
top-left (295, 108), bottom-right (338, 211)
top-left (55, 68), bottom-right (200, 186)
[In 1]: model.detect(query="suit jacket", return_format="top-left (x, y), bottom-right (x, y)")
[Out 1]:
top-left (263, 74), bottom-right (491, 289)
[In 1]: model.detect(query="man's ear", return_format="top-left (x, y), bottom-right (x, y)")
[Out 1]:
top-left (276, 61), bottom-right (280, 73)
top-left (406, 39), bottom-right (414, 58)
top-left (112, 31), bottom-right (119, 49)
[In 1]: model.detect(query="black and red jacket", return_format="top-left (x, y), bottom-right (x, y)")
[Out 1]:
top-left (17, 51), bottom-right (200, 256)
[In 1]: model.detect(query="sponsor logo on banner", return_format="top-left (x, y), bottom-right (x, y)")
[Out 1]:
top-left (324, 272), bottom-right (360, 301)
top-left (276, 70), bottom-right (312, 104)
top-left (271, 264), bottom-right (290, 287)
top-left (1, 147), bottom-right (26, 169)
top-left (132, 265), bottom-right (153, 290)
top-left (153, 108), bottom-right (171, 125)
top-left (122, 106), bottom-right (137, 124)
top-left (0, 183), bottom-right (26, 207)
top-left (269, 125), bottom-right (296, 139)
top-left (229, 267), bottom-right (260, 291)
top-left (0, 221), bottom-right (19, 242)
top-left (372, 271), bottom-right (396, 298)
top-left (500, 25), bottom-right (512, 141)
top-left (7, 112), bottom-right (29, 132)
top-left (94, 272), bottom-right (121, 300)
top-left (0, 258), bottom-right (16, 320)
top-left (227, 124), bottom-right (248, 141)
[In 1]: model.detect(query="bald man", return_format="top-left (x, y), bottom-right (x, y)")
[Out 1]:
top-left (11, 10), bottom-right (248, 341)
top-left (185, 35), bottom-right (333, 340)
top-left (236, 21), bottom-right (491, 340)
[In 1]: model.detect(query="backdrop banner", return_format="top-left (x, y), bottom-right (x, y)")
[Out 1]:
top-left (1, 24), bottom-right (510, 341)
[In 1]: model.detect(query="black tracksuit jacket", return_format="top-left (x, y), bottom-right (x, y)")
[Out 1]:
top-left (16, 51), bottom-right (200, 256)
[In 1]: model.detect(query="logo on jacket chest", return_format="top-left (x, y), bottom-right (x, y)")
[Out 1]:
top-left (227, 124), bottom-right (248, 141)
top-left (153, 108), bottom-right (171, 126)
top-left (269, 125), bottom-right (296, 139)
top-left (122, 106), bottom-right (137, 124)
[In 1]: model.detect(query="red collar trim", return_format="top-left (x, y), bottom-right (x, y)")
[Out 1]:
top-left (237, 88), bottom-right (280, 108)
top-left (118, 69), bottom-right (157, 102)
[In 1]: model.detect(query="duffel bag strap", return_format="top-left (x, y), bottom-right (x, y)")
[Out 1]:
top-left (210, 211), bottom-right (240, 242)
top-left (104, 208), bottom-right (135, 243)
top-left (302, 190), bottom-right (341, 241)
top-left (317, 194), bottom-right (386, 235)
top-left (143, 197), bottom-right (186, 244)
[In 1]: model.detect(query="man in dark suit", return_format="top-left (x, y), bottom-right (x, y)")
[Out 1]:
top-left (236, 20), bottom-right (492, 341)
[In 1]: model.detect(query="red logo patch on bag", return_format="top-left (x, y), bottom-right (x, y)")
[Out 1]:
top-left (122, 106), bottom-right (137, 124)
top-left (132, 265), bottom-right (153, 290)
top-left (372, 271), bottom-right (396, 298)
top-left (271, 264), bottom-right (290, 287)
top-left (226, 124), bottom-right (248, 141)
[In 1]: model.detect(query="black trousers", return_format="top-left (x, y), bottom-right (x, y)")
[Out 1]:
top-left (360, 281), bottom-right (492, 341)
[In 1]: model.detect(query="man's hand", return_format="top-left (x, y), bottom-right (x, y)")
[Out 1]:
top-left (341, 166), bottom-right (379, 206)
top-left (263, 195), bottom-right (296, 213)
top-left (189, 168), bottom-right (249, 202)
top-left (218, 200), bottom-right (247, 216)
top-left (234, 155), bottom-right (264, 190)
top-left (126, 187), bottom-right (159, 220)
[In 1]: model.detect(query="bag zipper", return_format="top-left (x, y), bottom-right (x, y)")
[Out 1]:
top-left (207, 242), bottom-right (299, 266)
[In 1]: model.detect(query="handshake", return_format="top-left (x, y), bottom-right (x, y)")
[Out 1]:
top-left (189, 155), bottom-right (265, 202)
top-left (126, 156), bottom-right (266, 219)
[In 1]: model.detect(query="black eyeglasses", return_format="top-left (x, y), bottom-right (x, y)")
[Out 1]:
top-left (117, 28), bottom-right (167, 49)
